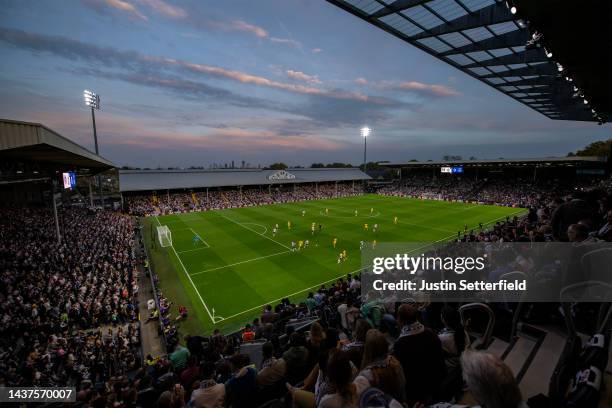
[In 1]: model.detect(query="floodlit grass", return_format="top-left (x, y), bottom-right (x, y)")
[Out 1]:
top-left (143, 194), bottom-right (525, 334)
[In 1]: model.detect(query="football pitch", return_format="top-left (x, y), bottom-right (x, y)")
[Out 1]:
top-left (143, 195), bottom-right (525, 334)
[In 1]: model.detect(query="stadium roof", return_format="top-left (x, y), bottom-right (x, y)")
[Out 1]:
top-left (327, 0), bottom-right (609, 123)
top-left (381, 156), bottom-right (606, 167)
top-left (119, 168), bottom-right (371, 192)
top-left (0, 119), bottom-right (115, 170)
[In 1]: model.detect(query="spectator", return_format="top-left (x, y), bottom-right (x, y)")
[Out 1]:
top-left (188, 362), bottom-right (225, 408)
top-left (169, 343), bottom-right (190, 372)
top-left (225, 354), bottom-right (257, 408)
top-left (393, 304), bottom-right (446, 405)
top-left (354, 329), bottom-right (406, 403)
top-left (319, 350), bottom-right (358, 408)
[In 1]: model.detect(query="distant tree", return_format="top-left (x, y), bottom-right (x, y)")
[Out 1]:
top-left (442, 155), bottom-right (462, 161)
top-left (311, 163), bottom-right (325, 168)
top-left (409, 159), bottom-right (418, 162)
top-left (359, 161), bottom-right (381, 171)
top-left (469, 156), bottom-right (477, 160)
top-left (567, 139), bottom-right (612, 157)
top-left (268, 162), bottom-right (288, 170)
top-left (326, 162), bottom-right (353, 168)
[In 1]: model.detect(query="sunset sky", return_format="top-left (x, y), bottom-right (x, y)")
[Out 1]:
top-left (0, 0), bottom-right (609, 168)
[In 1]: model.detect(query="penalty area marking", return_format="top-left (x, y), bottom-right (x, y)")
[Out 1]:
top-left (154, 216), bottom-right (218, 324)
top-left (189, 250), bottom-right (291, 276)
top-left (241, 222), bottom-right (267, 235)
top-left (156, 208), bottom-right (526, 325)
top-left (189, 227), bottom-right (210, 248)
top-left (208, 209), bottom-right (527, 324)
top-left (176, 228), bottom-right (210, 253)
top-left (218, 212), bottom-right (291, 251)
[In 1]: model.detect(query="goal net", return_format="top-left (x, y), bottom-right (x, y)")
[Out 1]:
top-left (157, 225), bottom-right (172, 247)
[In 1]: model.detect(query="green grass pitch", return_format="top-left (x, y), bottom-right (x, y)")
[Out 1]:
top-left (142, 195), bottom-right (525, 334)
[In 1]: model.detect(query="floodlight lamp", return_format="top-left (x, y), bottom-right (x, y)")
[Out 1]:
top-left (361, 127), bottom-right (371, 138)
top-left (83, 89), bottom-right (99, 109)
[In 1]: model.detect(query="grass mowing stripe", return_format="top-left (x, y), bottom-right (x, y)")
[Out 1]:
top-left (150, 196), bottom-right (526, 333)
top-left (154, 215), bottom-right (217, 323)
top-left (218, 211), bottom-right (292, 250)
top-left (216, 266), bottom-right (368, 322)
top-left (190, 250), bottom-right (291, 276)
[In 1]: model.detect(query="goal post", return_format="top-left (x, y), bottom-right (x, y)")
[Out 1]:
top-left (157, 225), bottom-right (172, 247)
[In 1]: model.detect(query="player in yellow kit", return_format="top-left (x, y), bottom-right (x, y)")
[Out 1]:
top-left (394, 216), bottom-right (398, 225)
top-left (325, 208), bottom-right (329, 215)
top-left (372, 240), bottom-right (377, 249)
top-left (287, 221), bottom-right (291, 230)
top-left (332, 237), bottom-right (338, 248)
top-left (364, 223), bottom-right (368, 231)
top-left (298, 240), bottom-right (303, 250)
top-left (370, 207), bottom-right (374, 214)
top-left (342, 249), bottom-right (347, 261)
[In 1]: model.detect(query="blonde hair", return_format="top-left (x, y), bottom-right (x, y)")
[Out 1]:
top-left (361, 329), bottom-right (389, 369)
top-left (461, 350), bottom-right (523, 408)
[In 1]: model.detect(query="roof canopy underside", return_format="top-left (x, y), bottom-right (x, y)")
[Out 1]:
top-left (327, 0), bottom-right (609, 123)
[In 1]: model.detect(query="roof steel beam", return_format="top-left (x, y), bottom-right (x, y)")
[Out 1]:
top-left (371, 0), bottom-right (433, 19)
top-left (481, 64), bottom-right (556, 78)
top-left (463, 48), bottom-right (548, 68)
top-left (439, 30), bottom-right (528, 56)
top-left (411, 4), bottom-right (514, 41)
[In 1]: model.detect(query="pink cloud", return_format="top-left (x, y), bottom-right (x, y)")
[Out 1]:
top-left (105, 0), bottom-right (148, 20)
top-left (138, 0), bottom-right (186, 19)
top-left (208, 19), bottom-right (300, 48)
top-left (270, 37), bottom-right (301, 48)
top-left (30, 110), bottom-right (344, 154)
top-left (396, 81), bottom-right (459, 97)
top-left (224, 19), bottom-right (268, 38)
top-left (355, 77), bottom-right (459, 98)
top-left (311, 48), bottom-right (323, 53)
top-left (285, 70), bottom-right (321, 84)
top-left (176, 61), bottom-right (377, 102)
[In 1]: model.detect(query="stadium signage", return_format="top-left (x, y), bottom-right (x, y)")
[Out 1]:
top-left (268, 170), bottom-right (296, 180)
top-left (440, 166), bottom-right (463, 174)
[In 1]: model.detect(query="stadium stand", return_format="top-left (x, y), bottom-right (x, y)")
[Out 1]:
top-left (2, 120), bottom-right (612, 407)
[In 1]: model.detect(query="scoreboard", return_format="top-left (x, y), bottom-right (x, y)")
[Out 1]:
top-left (441, 166), bottom-right (463, 174)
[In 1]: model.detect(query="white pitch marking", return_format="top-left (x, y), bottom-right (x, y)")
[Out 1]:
top-left (189, 227), bottom-right (210, 248)
top-left (154, 216), bottom-right (216, 324)
top-left (189, 250), bottom-right (291, 276)
top-left (218, 212), bottom-right (291, 250)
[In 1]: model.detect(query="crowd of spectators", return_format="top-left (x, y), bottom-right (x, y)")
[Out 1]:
top-left (0, 207), bottom-right (142, 389)
top-left (126, 182), bottom-right (361, 216)
top-left (2, 173), bottom-right (612, 407)
top-left (125, 176), bottom-right (612, 408)
top-left (378, 174), bottom-right (610, 208)
top-left (115, 272), bottom-right (529, 408)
